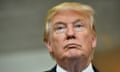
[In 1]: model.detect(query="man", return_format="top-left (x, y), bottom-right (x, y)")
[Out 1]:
top-left (43, 2), bottom-right (99, 72)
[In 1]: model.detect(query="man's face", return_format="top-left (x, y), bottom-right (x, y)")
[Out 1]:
top-left (45, 10), bottom-right (96, 63)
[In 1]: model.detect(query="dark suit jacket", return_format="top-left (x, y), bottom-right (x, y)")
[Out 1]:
top-left (45, 65), bottom-right (99, 72)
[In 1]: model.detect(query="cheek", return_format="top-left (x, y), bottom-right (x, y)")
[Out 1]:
top-left (50, 33), bottom-right (65, 53)
top-left (51, 34), bottom-right (65, 46)
top-left (77, 31), bottom-right (93, 51)
top-left (50, 36), bottom-right (66, 59)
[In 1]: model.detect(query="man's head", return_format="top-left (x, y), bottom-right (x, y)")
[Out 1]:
top-left (44, 2), bottom-right (96, 69)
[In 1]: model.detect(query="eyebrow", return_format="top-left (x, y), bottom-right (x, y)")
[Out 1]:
top-left (53, 19), bottom-right (82, 27)
top-left (54, 21), bottom-right (66, 25)
top-left (53, 22), bottom-right (66, 28)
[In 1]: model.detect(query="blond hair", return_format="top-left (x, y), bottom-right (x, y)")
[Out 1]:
top-left (44, 2), bottom-right (95, 41)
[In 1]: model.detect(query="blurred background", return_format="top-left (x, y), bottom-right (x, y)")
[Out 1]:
top-left (0, 0), bottom-right (120, 72)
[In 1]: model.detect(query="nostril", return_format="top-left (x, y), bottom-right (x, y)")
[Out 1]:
top-left (66, 35), bottom-right (76, 40)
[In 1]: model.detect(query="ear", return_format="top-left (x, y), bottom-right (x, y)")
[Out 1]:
top-left (45, 40), bottom-right (53, 53)
top-left (92, 35), bottom-right (97, 49)
top-left (91, 25), bottom-right (97, 49)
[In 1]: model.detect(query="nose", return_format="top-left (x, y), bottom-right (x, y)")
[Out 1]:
top-left (66, 25), bottom-right (76, 40)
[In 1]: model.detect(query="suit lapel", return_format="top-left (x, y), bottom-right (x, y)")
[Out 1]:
top-left (93, 65), bottom-right (99, 72)
top-left (45, 65), bottom-right (56, 72)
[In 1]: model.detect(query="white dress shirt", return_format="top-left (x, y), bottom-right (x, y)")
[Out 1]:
top-left (56, 63), bottom-right (94, 72)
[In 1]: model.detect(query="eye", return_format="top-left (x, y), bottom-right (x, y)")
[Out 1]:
top-left (74, 22), bottom-right (83, 28)
top-left (75, 24), bottom-right (82, 28)
top-left (56, 26), bottom-right (64, 30)
top-left (54, 24), bottom-right (66, 33)
top-left (74, 22), bottom-right (84, 32)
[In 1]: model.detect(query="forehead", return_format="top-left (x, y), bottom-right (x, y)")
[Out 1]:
top-left (51, 10), bottom-right (89, 24)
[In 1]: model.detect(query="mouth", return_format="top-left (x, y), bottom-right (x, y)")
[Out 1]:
top-left (64, 43), bottom-right (81, 49)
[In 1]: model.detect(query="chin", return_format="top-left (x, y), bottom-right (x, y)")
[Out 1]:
top-left (64, 49), bottom-right (82, 59)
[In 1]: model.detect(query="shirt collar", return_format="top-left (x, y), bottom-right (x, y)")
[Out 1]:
top-left (56, 63), bottom-right (94, 72)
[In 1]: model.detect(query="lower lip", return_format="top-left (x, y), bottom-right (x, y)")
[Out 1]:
top-left (64, 44), bottom-right (81, 49)
top-left (67, 46), bottom-right (78, 49)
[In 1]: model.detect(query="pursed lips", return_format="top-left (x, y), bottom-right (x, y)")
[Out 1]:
top-left (64, 43), bottom-right (82, 49)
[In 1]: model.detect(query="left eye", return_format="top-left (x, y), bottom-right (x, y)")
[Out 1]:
top-left (75, 24), bottom-right (82, 28)
top-left (74, 23), bottom-right (84, 32)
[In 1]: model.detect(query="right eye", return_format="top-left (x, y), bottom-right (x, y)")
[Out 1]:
top-left (54, 25), bottom-right (66, 33)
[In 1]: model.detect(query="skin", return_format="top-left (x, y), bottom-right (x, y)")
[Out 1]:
top-left (45, 10), bottom-right (96, 72)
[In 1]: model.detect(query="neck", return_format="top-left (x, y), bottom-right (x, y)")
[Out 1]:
top-left (57, 58), bottom-right (91, 72)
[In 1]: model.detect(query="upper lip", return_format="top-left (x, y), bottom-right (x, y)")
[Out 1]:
top-left (64, 43), bottom-right (81, 49)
